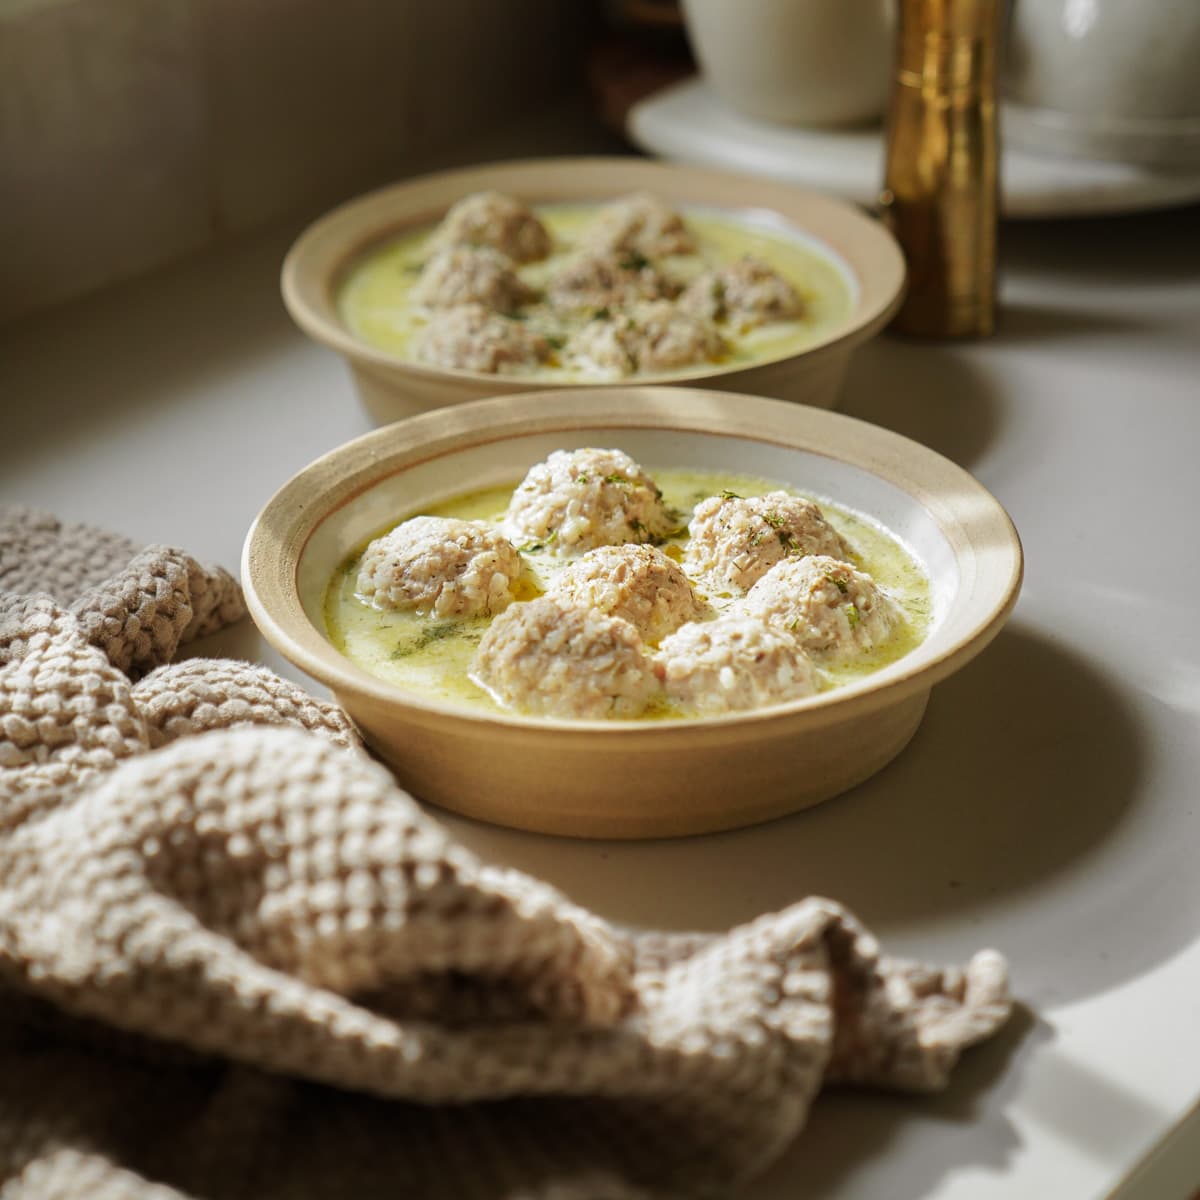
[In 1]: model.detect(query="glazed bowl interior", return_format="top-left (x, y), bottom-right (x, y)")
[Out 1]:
top-left (281, 158), bottom-right (907, 419)
top-left (297, 430), bottom-right (961, 681)
top-left (244, 388), bottom-right (1022, 838)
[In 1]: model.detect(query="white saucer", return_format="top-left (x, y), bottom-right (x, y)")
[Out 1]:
top-left (628, 79), bottom-right (1200, 220)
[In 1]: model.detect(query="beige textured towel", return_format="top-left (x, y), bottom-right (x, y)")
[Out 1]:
top-left (0, 507), bottom-right (1011, 1199)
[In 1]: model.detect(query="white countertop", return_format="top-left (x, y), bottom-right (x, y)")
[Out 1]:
top-left (3, 168), bottom-right (1198, 1198)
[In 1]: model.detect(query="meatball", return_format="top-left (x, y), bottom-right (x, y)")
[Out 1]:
top-left (413, 304), bottom-right (551, 374)
top-left (412, 246), bottom-right (536, 313)
top-left (656, 614), bottom-right (817, 715)
top-left (583, 192), bottom-right (696, 258)
top-left (356, 516), bottom-right (521, 618)
top-left (430, 190), bottom-right (551, 262)
top-left (679, 256), bottom-right (804, 328)
top-left (684, 490), bottom-right (853, 593)
top-left (503, 448), bottom-right (677, 555)
top-left (739, 555), bottom-right (901, 660)
top-left (471, 596), bottom-right (660, 719)
top-left (547, 250), bottom-right (675, 313)
top-left (567, 302), bottom-right (725, 377)
top-left (549, 544), bottom-right (707, 644)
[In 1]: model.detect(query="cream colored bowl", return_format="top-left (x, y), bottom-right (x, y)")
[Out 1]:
top-left (243, 389), bottom-right (1021, 839)
top-left (281, 158), bottom-right (906, 423)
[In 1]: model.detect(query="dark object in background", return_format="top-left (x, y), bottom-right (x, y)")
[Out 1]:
top-left (589, 0), bottom-right (694, 134)
top-left (881, 0), bottom-right (1001, 338)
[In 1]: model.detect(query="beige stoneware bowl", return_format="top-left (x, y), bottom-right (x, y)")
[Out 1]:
top-left (281, 158), bottom-right (906, 423)
top-left (243, 388), bottom-right (1022, 839)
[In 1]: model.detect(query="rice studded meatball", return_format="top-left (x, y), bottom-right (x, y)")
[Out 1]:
top-left (656, 614), bottom-right (817, 715)
top-left (503, 448), bottom-right (677, 555)
top-left (413, 304), bottom-right (551, 374)
top-left (684, 490), bottom-right (853, 593)
top-left (549, 544), bottom-right (707, 644)
top-left (740, 554), bottom-right (901, 660)
top-left (583, 192), bottom-right (696, 258)
top-left (471, 596), bottom-right (660, 719)
top-left (679, 256), bottom-right (804, 328)
top-left (547, 250), bottom-right (675, 313)
top-left (430, 190), bottom-right (552, 263)
top-left (412, 246), bottom-right (536, 313)
top-left (567, 302), bottom-right (725, 377)
top-left (357, 516), bottom-right (521, 618)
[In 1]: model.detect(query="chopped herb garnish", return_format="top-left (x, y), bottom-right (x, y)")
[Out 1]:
top-left (762, 511), bottom-right (785, 529)
top-left (518, 528), bottom-right (556, 552)
top-left (719, 490), bottom-right (742, 500)
top-left (825, 572), bottom-right (849, 594)
top-left (576, 473), bottom-right (590, 484)
top-left (846, 605), bottom-right (861, 628)
top-left (390, 621), bottom-right (460, 659)
top-left (545, 335), bottom-right (566, 350)
top-left (591, 306), bottom-right (612, 322)
top-left (750, 531), bottom-right (765, 547)
top-left (777, 530), bottom-right (797, 552)
top-left (619, 251), bottom-right (650, 272)
top-left (603, 473), bottom-right (630, 485)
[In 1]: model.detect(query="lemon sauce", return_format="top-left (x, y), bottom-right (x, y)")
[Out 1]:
top-left (325, 469), bottom-right (930, 718)
top-left (336, 204), bottom-right (854, 377)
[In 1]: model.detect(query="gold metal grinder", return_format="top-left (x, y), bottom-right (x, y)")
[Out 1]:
top-left (881, 0), bottom-right (1002, 338)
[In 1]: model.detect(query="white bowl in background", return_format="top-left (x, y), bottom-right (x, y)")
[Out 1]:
top-left (1004, 0), bottom-right (1200, 166)
top-left (680, 0), bottom-right (894, 127)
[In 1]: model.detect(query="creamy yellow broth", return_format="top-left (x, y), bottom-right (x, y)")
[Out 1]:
top-left (325, 469), bottom-right (931, 719)
top-left (336, 204), bottom-right (854, 377)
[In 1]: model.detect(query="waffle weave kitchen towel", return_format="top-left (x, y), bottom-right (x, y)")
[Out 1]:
top-left (0, 507), bottom-right (1011, 1199)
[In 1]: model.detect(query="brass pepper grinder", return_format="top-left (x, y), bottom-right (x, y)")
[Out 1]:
top-left (880, 0), bottom-right (1002, 337)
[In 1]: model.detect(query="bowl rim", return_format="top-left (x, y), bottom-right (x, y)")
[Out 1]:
top-left (279, 156), bottom-right (907, 387)
top-left (243, 388), bottom-right (1023, 739)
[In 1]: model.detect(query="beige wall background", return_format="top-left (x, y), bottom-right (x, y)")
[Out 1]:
top-left (0, 0), bottom-right (591, 323)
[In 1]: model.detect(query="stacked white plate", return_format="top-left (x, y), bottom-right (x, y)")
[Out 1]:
top-left (628, 79), bottom-right (1200, 219)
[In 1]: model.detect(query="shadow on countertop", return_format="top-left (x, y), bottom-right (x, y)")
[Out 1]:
top-left (744, 1003), bottom-right (1041, 1200)
top-left (839, 338), bottom-right (1004, 471)
top-left (453, 621), bottom-right (1197, 1009)
top-left (1001, 203), bottom-right (1200, 286)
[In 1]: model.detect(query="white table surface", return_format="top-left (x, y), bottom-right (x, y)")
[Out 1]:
top-left (2, 160), bottom-right (1198, 1199)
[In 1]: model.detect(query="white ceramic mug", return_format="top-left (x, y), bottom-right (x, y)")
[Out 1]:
top-left (681, 0), bottom-right (894, 127)
top-left (1004, 0), bottom-right (1200, 165)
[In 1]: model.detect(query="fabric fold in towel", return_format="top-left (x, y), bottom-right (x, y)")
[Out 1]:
top-left (0, 507), bottom-right (1012, 1199)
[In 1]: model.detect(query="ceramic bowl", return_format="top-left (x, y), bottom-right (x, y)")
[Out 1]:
top-left (280, 158), bottom-right (905, 424)
top-left (1004, 0), bottom-right (1200, 167)
top-left (681, 0), bottom-right (894, 127)
top-left (243, 388), bottom-right (1022, 839)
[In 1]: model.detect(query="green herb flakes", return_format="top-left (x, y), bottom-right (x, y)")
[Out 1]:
top-left (391, 621), bottom-right (460, 660)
